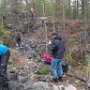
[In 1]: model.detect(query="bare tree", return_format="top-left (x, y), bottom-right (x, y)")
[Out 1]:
top-left (82, 0), bottom-right (85, 18)
top-left (60, 0), bottom-right (65, 30)
top-left (52, 0), bottom-right (55, 32)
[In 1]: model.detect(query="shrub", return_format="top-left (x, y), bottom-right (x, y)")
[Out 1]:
top-left (65, 54), bottom-right (76, 66)
top-left (36, 65), bottom-right (51, 75)
top-left (0, 30), bottom-right (15, 46)
top-left (84, 55), bottom-right (90, 73)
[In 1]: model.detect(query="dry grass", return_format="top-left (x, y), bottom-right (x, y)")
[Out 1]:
top-left (10, 48), bottom-right (33, 70)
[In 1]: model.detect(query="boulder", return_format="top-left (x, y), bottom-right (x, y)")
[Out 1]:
top-left (64, 84), bottom-right (77, 90)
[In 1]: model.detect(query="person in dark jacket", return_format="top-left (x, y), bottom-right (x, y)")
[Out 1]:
top-left (15, 29), bottom-right (21, 47)
top-left (48, 33), bottom-right (65, 82)
top-left (0, 44), bottom-right (10, 89)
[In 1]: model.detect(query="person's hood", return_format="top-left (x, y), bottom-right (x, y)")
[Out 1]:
top-left (54, 35), bottom-right (62, 40)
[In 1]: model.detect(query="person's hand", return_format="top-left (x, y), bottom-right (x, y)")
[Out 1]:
top-left (48, 41), bottom-right (52, 44)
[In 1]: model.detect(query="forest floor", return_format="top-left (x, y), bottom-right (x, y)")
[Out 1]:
top-left (7, 35), bottom-right (87, 90)
top-left (2, 18), bottom-right (90, 90)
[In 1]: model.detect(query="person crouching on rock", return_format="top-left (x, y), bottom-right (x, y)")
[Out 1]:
top-left (0, 44), bottom-right (10, 88)
top-left (15, 29), bottom-right (21, 47)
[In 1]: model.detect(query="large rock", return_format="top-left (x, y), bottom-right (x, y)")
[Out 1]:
top-left (87, 81), bottom-right (90, 88)
top-left (18, 75), bottom-right (28, 82)
top-left (23, 80), bottom-right (33, 90)
top-left (64, 84), bottom-right (77, 90)
top-left (5, 23), bottom-right (13, 29)
top-left (53, 84), bottom-right (77, 90)
top-left (32, 82), bottom-right (52, 90)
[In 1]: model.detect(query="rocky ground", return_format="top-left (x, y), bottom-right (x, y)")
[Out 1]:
top-left (2, 18), bottom-right (90, 90)
top-left (6, 38), bottom-right (87, 90)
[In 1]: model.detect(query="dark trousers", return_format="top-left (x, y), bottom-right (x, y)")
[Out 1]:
top-left (0, 50), bottom-right (10, 75)
top-left (0, 50), bottom-right (10, 89)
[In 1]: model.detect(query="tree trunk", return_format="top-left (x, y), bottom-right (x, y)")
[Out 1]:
top-left (61, 0), bottom-right (65, 30)
top-left (69, 0), bottom-right (71, 19)
top-left (52, 0), bottom-right (55, 32)
top-left (25, 0), bottom-right (31, 35)
top-left (76, 0), bottom-right (79, 18)
top-left (82, 0), bottom-right (85, 18)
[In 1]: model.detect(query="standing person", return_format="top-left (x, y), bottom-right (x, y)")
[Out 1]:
top-left (49, 33), bottom-right (65, 83)
top-left (30, 7), bottom-right (35, 19)
top-left (15, 29), bottom-right (21, 47)
top-left (0, 44), bottom-right (10, 89)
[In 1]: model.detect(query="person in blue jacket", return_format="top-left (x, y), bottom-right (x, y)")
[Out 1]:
top-left (0, 44), bottom-right (10, 89)
top-left (0, 44), bottom-right (10, 75)
top-left (48, 33), bottom-right (65, 83)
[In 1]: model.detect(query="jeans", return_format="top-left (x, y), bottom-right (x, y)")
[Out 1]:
top-left (50, 58), bottom-right (63, 80)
